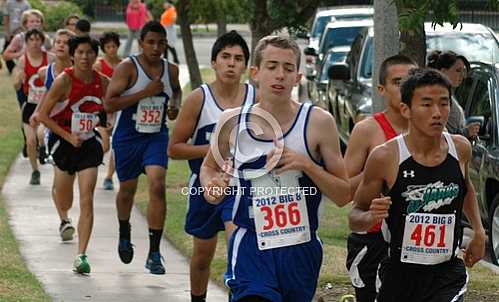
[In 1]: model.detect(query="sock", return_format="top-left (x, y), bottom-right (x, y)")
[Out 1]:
top-left (191, 292), bottom-right (206, 302)
top-left (119, 219), bottom-right (130, 240)
top-left (148, 228), bottom-right (163, 256)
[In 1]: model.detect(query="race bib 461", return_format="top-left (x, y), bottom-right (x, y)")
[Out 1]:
top-left (401, 213), bottom-right (455, 265)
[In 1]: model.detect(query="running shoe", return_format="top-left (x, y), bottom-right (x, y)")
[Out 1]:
top-left (29, 170), bottom-right (40, 185)
top-left (145, 251), bottom-right (165, 275)
top-left (118, 239), bottom-right (134, 264)
top-left (59, 219), bottom-right (75, 241)
top-left (103, 178), bottom-right (114, 190)
top-left (73, 254), bottom-right (91, 274)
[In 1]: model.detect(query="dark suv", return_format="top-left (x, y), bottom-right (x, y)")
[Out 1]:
top-left (455, 62), bottom-right (499, 265)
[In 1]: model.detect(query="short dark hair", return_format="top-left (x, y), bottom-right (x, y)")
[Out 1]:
top-left (140, 21), bottom-right (166, 41)
top-left (211, 30), bottom-right (250, 66)
top-left (99, 31), bottom-right (121, 52)
top-left (253, 35), bottom-right (301, 69)
top-left (75, 19), bottom-right (91, 34)
top-left (25, 28), bottom-right (45, 43)
top-left (378, 54), bottom-right (417, 85)
top-left (68, 35), bottom-right (99, 56)
top-left (426, 50), bottom-right (461, 70)
top-left (400, 68), bottom-right (452, 107)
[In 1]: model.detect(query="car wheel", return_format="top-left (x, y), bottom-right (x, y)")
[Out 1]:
top-left (488, 194), bottom-right (499, 265)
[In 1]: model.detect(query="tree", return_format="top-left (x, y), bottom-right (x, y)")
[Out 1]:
top-left (394, 0), bottom-right (499, 66)
top-left (178, 0), bottom-right (202, 90)
top-left (247, 0), bottom-right (323, 54)
top-left (188, 0), bottom-right (250, 37)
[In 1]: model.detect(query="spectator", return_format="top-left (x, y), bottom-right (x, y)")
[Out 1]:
top-left (427, 50), bottom-right (480, 139)
top-left (64, 14), bottom-right (79, 33)
top-left (123, 0), bottom-right (150, 57)
top-left (160, 1), bottom-right (179, 63)
top-left (3, 0), bottom-right (32, 74)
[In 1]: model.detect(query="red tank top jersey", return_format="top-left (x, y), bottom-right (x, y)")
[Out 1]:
top-left (23, 51), bottom-right (48, 94)
top-left (368, 112), bottom-right (397, 233)
top-left (99, 58), bottom-right (115, 78)
top-left (52, 68), bottom-right (104, 133)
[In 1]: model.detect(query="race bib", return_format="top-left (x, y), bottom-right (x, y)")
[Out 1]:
top-left (71, 112), bottom-right (98, 140)
top-left (251, 170), bottom-right (311, 250)
top-left (401, 213), bottom-right (455, 265)
top-left (135, 96), bottom-right (164, 133)
top-left (27, 75), bottom-right (46, 104)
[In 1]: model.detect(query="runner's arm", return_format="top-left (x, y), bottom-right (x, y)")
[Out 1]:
top-left (29, 66), bottom-right (48, 125)
top-left (455, 135), bottom-right (485, 266)
top-left (168, 88), bottom-right (208, 159)
top-left (3, 34), bottom-right (23, 61)
top-left (168, 62), bottom-right (182, 110)
top-left (37, 74), bottom-right (74, 143)
top-left (344, 120), bottom-right (373, 196)
top-left (291, 108), bottom-right (351, 206)
top-left (349, 145), bottom-right (391, 232)
top-left (13, 56), bottom-right (25, 91)
top-left (200, 109), bottom-right (238, 204)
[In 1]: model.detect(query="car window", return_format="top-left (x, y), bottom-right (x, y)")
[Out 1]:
top-left (311, 16), bottom-right (332, 39)
top-left (426, 32), bottom-right (499, 63)
top-left (320, 26), bottom-right (364, 55)
top-left (468, 75), bottom-right (492, 134)
top-left (360, 37), bottom-right (373, 79)
top-left (455, 76), bottom-right (474, 108)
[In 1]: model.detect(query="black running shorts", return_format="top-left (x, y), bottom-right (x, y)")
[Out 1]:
top-left (376, 257), bottom-right (467, 302)
top-left (346, 232), bottom-right (388, 302)
top-left (48, 131), bottom-right (103, 174)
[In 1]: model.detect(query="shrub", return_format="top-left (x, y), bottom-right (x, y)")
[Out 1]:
top-left (41, 1), bottom-right (84, 32)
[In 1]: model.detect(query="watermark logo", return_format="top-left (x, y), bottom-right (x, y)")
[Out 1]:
top-left (211, 106), bottom-right (284, 180)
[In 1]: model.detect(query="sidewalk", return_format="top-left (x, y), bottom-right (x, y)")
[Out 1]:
top-left (1, 64), bottom-right (227, 302)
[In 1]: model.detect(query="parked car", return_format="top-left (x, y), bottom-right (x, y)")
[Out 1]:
top-left (302, 6), bottom-right (373, 81)
top-left (454, 62), bottom-right (499, 265)
top-left (309, 46), bottom-right (350, 109)
top-left (328, 22), bottom-right (499, 147)
top-left (305, 19), bottom-right (373, 100)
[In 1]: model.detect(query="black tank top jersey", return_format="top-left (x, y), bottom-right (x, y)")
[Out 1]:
top-left (383, 133), bottom-right (466, 265)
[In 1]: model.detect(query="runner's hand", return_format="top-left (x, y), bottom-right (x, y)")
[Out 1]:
top-left (203, 158), bottom-right (232, 204)
top-left (68, 133), bottom-right (84, 148)
top-left (368, 195), bottom-right (391, 225)
top-left (167, 106), bottom-right (179, 120)
top-left (463, 231), bottom-right (485, 267)
top-left (29, 112), bottom-right (40, 127)
top-left (144, 76), bottom-right (164, 97)
top-left (274, 146), bottom-right (312, 174)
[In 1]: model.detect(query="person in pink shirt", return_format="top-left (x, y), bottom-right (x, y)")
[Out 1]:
top-left (123, 0), bottom-right (151, 57)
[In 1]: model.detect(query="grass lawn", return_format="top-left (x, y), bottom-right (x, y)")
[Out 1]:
top-left (134, 67), bottom-right (499, 300)
top-left (0, 72), bottom-right (51, 301)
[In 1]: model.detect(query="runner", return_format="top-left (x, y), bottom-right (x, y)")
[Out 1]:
top-left (95, 31), bottom-right (122, 190)
top-left (14, 28), bottom-right (53, 184)
top-left (349, 68), bottom-right (486, 301)
top-left (344, 55), bottom-right (416, 302)
top-left (38, 35), bottom-right (109, 274)
top-left (30, 29), bottom-right (75, 241)
top-left (200, 35), bottom-right (351, 302)
top-left (104, 21), bottom-right (181, 274)
top-left (168, 30), bottom-right (253, 302)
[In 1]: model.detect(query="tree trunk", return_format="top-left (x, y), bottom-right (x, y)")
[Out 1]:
top-left (249, 0), bottom-right (274, 61)
top-left (396, 5), bottom-right (427, 67)
top-left (217, 19), bottom-right (227, 37)
top-left (178, 0), bottom-right (202, 90)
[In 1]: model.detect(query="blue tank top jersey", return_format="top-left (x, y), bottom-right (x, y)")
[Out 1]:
top-left (232, 102), bottom-right (323, 232)
top-left (112, 56), bottom-right (172, 144)
top-left (188, 83), bottom-right (255, 175)
top-left (44, 63), bottom-right (55, 90)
